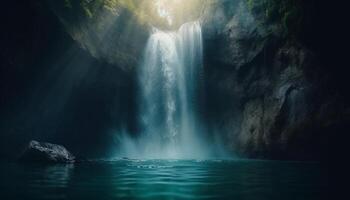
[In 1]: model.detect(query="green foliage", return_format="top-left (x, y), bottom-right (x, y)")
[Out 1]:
top-left (276, 0), bottom-right (302, 37)
top-left (79, 0), bottom-right (104, 18)
top-left (64, 0), bottom-right (72, 8)
top-left (57, 0), bottom-right (140, 21)
top-left (103, 0), bottom-right (121, 14)
top-left (247, 0), bottom-right (254, 10)
top-left (246, 0), bottom-right (303, 38)
top-left (81, 4), bottom-right (93, 18)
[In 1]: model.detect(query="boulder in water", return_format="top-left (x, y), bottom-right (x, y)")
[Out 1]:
top-left (19, 140), bottom-right (75, 163)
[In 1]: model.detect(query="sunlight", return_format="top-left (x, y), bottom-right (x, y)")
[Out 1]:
top-left (150, 0), bottom-right (204, 28)
top-left (154, 0), bottom-right (173, 25)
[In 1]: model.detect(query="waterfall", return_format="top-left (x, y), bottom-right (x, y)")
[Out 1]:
top-left (137, 21), bottom-right (205, 158)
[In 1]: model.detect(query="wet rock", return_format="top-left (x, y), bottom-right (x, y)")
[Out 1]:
top-left (201, 0), bottom-right (339, 160)
top-left (19, 140), bottom-right (75, 163)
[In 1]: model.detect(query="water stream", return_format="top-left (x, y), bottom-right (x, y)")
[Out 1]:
top-left (139, 21), bottom-right (204, 158)
top-left (118, 21), bottom-right (210, 159)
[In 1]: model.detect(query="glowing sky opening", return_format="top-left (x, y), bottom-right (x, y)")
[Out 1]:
top-left (149, 0), bottom-right (204, 29)
top-left (154, 0), bottom-right (174, 25)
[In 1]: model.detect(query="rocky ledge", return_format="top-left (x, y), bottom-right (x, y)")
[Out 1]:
top-left (19, 140), bottom-right (75, 163)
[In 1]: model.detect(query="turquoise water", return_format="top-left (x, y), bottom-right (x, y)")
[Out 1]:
top-left (0, 160), bottom-right (327, 200)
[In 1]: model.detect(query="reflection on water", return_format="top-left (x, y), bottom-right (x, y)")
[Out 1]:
top-left (0, 160), bottom-right (327, 200)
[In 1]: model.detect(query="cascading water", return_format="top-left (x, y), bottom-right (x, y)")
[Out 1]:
top-left (137, 21), bottom-right (205, 159)
top-left (115, 21), bottom-right (227, 159)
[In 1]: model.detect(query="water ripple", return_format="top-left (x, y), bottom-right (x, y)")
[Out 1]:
top-left (0, 160), bottom-right (327, 200)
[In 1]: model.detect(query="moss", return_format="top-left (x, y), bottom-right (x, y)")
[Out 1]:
top-left (82, 6), bottom-right (93, 18)
top-left (79, 0), bottom-right (102, 18)
top-left (246, 0), bottom-right (303, 38)
top-left (246, 0), bottom-right (265, 13)
top-left (58, 0), bottom-right (140, 22)
top-left (247, 0), bottom-right (255, 10)
top-left (102, 0), bottom-right (120, 14)
top-left (64, 0), bottom-right (72, 9)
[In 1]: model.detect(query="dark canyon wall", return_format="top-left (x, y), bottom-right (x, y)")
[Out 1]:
top-left (201, 0), bottom-right (349, 160)
top-left (0, 0), bottom-right (142, 159)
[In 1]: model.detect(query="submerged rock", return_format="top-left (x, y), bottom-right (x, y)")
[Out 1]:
top-left (19, 140), bottom-right (75, 163)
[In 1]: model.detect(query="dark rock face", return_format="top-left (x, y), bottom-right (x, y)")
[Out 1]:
top-left (235, 43), bottom-right (319, 159)
top-left (19, 141), bottom-right (75, 163)
top-left (0, 0), bottom-right (139, 159)
top-left (201, 0), bottom-right (348, 160)
top-left (47, 0), bottom-right (150, 71)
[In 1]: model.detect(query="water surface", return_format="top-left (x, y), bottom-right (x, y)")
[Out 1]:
top-left (0, 159), bottom-right (327, 200)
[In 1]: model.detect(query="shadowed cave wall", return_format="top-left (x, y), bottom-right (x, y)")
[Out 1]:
top-left (0, 0), bottom-right (142, 159)
top-left (201, 0), bottom-right (348, 161)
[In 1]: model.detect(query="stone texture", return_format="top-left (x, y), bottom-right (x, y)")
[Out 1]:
top-left (19, 140), bottom-right (75, 163)
top-left (201, 0), bottom-right (347, 160)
